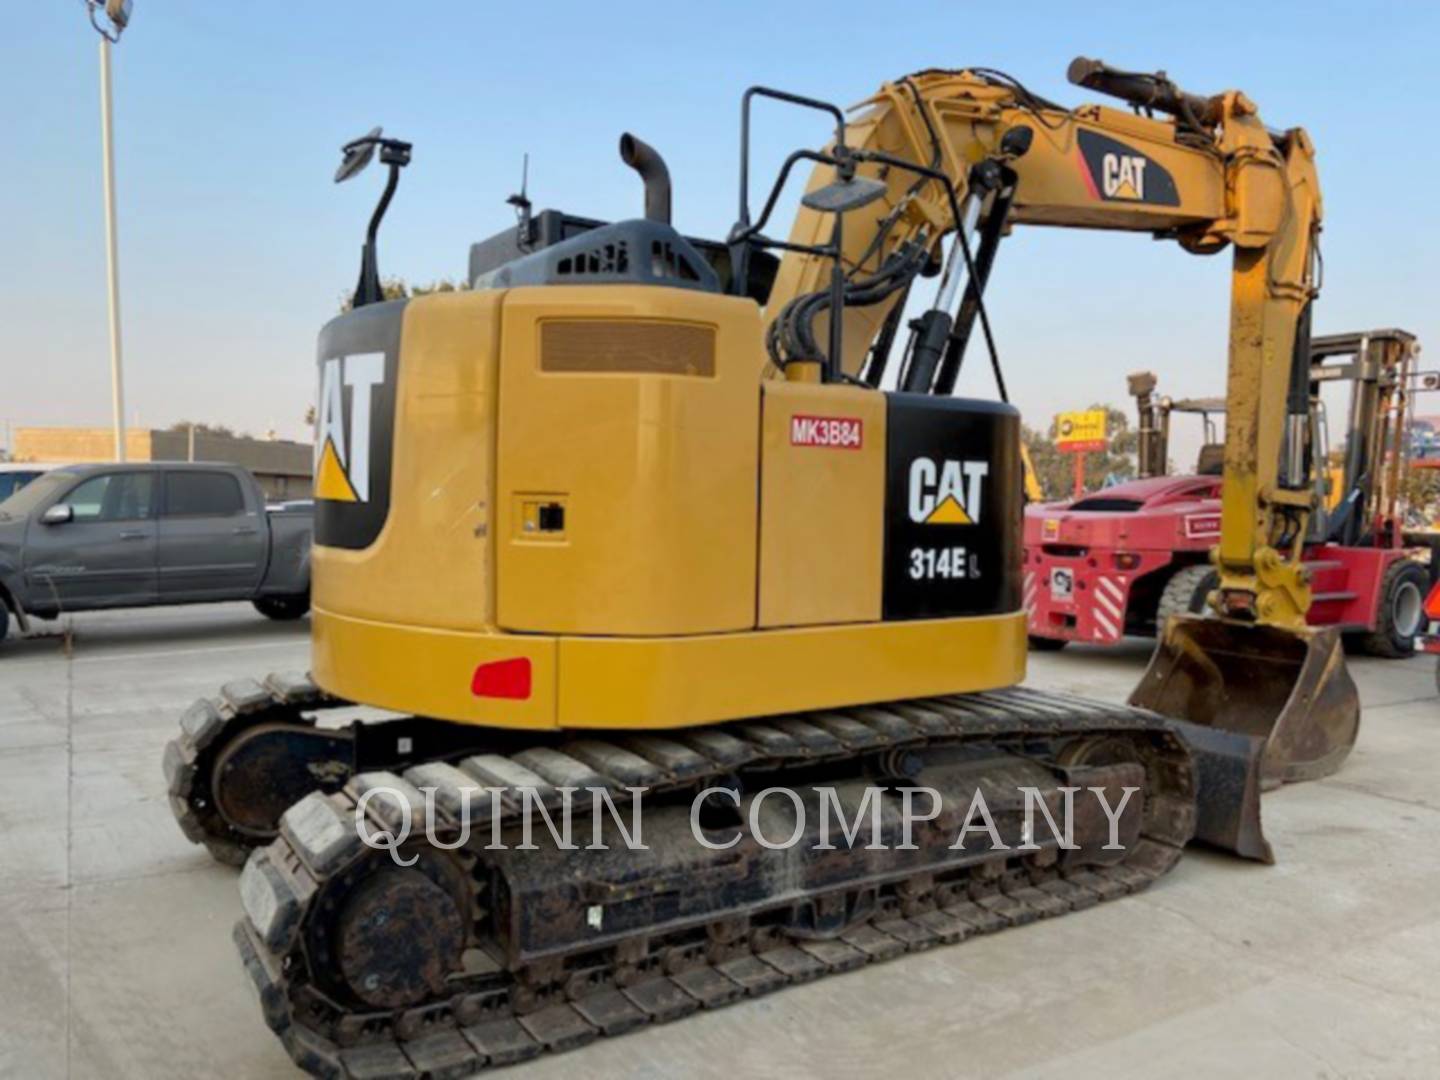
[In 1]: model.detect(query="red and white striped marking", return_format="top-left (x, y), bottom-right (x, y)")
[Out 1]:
top-left (1092, 576), bottom-right (1127, 641)
top-left (1022, 571), bottom-right (1037, 618)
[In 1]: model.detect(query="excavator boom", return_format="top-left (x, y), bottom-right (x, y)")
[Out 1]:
top-left (749, 58), bottom-right (1355, 853)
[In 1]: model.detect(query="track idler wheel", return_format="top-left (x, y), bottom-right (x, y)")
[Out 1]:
top-left (164, 676), bottom-right (354, 866)
top-left (213, 723), bottom-right (353, 838)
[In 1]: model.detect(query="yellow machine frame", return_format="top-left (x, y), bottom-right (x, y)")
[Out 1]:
top-left (314, 63), bottom-right (1325, 738)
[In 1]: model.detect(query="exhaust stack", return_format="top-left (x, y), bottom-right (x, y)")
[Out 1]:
top-left (619, 132), bottom-right (672, 225)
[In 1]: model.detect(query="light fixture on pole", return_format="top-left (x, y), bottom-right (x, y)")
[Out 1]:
top-left (86, 0), bottom-right (133, 462)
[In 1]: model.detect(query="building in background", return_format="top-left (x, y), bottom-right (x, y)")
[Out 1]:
top-left (11, 427), bottom-right (312, 500)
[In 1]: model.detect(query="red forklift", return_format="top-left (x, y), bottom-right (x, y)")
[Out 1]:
top-left (1025, 329), bottom-right (1436, 655)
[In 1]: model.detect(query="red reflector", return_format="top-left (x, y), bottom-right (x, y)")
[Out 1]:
top-left (1425, 582), bottom-right (1440, 620)
top-left (471, 658), bottom-right (532, 699)
top-left (1113, 552), bottom-right (1142, 570)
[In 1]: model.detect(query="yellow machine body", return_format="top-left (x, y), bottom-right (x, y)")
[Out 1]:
top-left (186, 67), bottom-right (1394, 1079)
top-left (312, 287), bottom-right (1025, 728)
top-left (308, 58), bottom-right (1356, 836)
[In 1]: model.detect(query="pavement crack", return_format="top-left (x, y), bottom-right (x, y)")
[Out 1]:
top-left (1137, 893), bottom-right (1266, 954)
top-left (1321, 779), bottom-right (1440, 813)
top-left (1365, 693), bottom-right (1440, 711)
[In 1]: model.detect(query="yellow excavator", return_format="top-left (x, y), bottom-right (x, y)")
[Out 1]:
top-left (1020, 441), bottom-right (1046, 501)
top-left (165, 59), bottom-right (1357, 1077)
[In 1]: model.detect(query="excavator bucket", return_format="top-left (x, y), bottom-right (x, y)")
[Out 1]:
top-left (1130, 615), bottom-right (1361, 863)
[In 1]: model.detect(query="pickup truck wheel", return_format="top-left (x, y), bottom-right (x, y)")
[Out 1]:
top-left (1359, 560), bottom-right (1428, 659)
top-left (253, 594), bottom-right (310, 621)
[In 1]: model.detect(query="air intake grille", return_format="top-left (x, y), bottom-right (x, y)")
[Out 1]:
top-left (540, 320), bottom-right (716, 377)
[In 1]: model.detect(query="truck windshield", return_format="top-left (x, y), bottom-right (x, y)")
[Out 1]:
top-left (0, 471), bottom-right (79, 519)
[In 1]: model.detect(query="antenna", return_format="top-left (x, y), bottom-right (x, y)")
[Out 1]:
top-left (506, 153), bottom-right (534, 251)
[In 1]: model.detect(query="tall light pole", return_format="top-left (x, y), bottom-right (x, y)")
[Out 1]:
top-left (87, 1), bottom-right (133, 462)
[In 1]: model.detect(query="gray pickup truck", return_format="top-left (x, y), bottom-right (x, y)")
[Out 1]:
top-left (0, 462), bottom-right (311, 642)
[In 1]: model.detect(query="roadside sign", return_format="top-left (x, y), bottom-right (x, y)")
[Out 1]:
top-left (1055, 409), bottom-right (1108, 452)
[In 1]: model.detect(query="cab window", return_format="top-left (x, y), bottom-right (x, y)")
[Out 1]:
top-left (164, 472), bottom-right (246, 517)
top-left (65, 473), bottom-right (156, 522)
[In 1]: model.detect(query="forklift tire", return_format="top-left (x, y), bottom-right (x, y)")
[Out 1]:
top-left (1027, 635), bottom-right (1068, 651)
top-left (0, 603), bottom-right (8, 644)
top-left (1156, 565), bottom-right (1218, 625)
top-left (1359, 560), bottom-right (1428, 659)
top-left (253, 594), bottom-right (311, 622)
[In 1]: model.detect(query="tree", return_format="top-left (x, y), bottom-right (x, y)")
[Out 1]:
top-left (339, 277), bottom-right (469, 313)
top-left (1402, 467), bottom-right (1440, 527)
top-left (1023, 405), bottom-right (1136, 500)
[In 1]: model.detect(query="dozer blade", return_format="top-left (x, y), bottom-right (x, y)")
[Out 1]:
top-left (1130, 616), bottom-right (1360, 862)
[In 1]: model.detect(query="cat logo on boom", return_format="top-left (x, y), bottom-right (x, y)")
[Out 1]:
top-left (315, 352), bottom-right (385, 503)
top-left (1075, 129), bottom-right (1180, 207)
top-left (908, 457), bottom-right (988, 525)
top-left (1101, 153), bottom-right (1147, 199)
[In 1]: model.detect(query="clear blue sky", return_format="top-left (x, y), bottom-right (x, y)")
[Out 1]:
top-left (4, 1), bottom-right (1438, 452)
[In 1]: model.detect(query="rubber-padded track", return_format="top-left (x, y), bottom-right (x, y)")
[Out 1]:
top-left (163, 672), bottom-right (336, 865)
top-left (225, 681), bottom-right (1196, 1079)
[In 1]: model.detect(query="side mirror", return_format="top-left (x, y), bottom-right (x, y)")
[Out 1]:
top-left (41, 504), bottom-right (74, 526)
top-left (801, 175), bottom-right (888, 214)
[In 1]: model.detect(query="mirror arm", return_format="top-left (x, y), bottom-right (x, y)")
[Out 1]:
top-left (352, 161), bottom-right (400, 309)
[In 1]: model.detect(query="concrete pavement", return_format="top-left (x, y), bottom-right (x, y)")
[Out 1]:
top-left (0, 606), bottom-right (1435, 1079)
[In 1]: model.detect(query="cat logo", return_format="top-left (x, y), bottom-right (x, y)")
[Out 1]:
top-left (908, 457), bottom-right (988, 525)
top-left (1101, 153), bottom-right (1147, 200)
top-left (315, 352), bottom-right (385, 503)
top-left (1075, 130), bottom-right (1180, 207)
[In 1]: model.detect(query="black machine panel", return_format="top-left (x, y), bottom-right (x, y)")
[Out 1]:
top-left (313, 299), bottom-right (405, 551)
top-left (882, 393), bottom-right (1022, 620)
